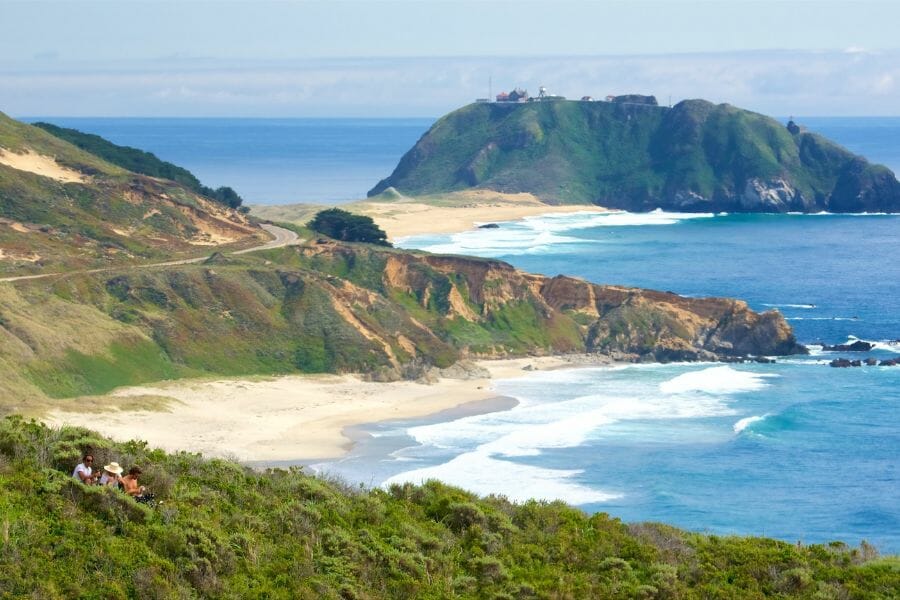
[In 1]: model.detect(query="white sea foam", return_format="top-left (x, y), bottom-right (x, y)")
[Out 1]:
top-left (407, 227), bottom-right (588, 257)
top-left (777, 358), bottom-right (829, 365)
top-left (398, 209), bottom-right (717, 256)
top-left (521, 208), bottom-right (715, 230)
top-left (873, 340), bottom-right (900, 354)
top-left (382, 360), bottom-right (789, 504)
top-left (388, 394), bottom-right (737, 503)
top-left (827, 335), bottom-right (900, 354)
top-left (659, 366), bottom-right (775, 395)
top-left (733, 414), bottom-right (770, 433)
top-left (786, 211), bottom-right (895, 216)
top-left (762, 303), bottom-right (817, 309)
top-left (787, 317), bottom-right (857, 321)
top-left (383, 450), bottom-right (621, 504)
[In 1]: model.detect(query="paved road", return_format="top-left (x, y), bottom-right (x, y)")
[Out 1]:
top-left (233, 223), bottom-right (299, 254)
top-left (0, 223), bottom-right (300, 284)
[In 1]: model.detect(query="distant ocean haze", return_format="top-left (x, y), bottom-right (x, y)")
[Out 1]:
top-left (20, 115), bottom-right (900, 205)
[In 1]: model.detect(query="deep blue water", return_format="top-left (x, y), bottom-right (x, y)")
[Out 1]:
top-left (21, 117), bottom-right (433, 204)
top-left (23, 115), bottom-right (899, 552)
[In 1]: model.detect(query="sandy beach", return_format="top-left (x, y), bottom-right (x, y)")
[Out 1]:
top-left (46, 196), bottom-right (612, 464)
top-left (250, 190), bottom-right (606, 240)
top-left (350, 191), bottom-right (605, 239)
top-left (46, 356), bottom-right (588, 464)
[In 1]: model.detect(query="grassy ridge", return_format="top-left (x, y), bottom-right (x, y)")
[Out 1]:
top-left (369, 100), bottom-right (900, 212)
top-left (0, 241), bottom-right (800, 410)
top-left (1, 416), bottom-right (896, 598)
top-left (32, 121), bottom-right (245, 208)
top-left (0, 113), bottom-right (259, 276)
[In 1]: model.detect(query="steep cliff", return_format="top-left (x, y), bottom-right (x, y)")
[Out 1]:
top-left (0, 241), bottom-right (803, 405)
top-left (369, 99), bottom-right (900, 213)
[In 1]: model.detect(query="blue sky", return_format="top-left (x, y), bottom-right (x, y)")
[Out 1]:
top-left (2, 1), bottom-right (899, 116)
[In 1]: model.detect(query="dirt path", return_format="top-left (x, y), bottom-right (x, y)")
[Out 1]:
top-left (0, 223), bottom-right (299, 284)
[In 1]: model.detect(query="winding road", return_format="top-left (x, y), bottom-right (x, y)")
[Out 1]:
top-left (0, 223), bottom-right (299, 284)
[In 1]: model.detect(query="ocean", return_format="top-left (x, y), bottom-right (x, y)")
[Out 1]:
top-left (27, 115), bottom-right (900, 552)
top-left (21, 117), bottom-right (434, 205)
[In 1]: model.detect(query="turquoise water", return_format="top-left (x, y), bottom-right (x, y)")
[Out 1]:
top-left (318, 212), bottom-right (900, 552)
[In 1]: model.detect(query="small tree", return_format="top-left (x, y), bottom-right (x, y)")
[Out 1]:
top-left (307, 208), bottom-right (391, 246)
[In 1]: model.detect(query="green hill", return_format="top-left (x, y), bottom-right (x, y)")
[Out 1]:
top-left (369, 99), bottom-right (900, 213)
top-left (0, 241), bottom-right (803, 409)
top-left (2, 416), bottom-right (896, 598)
top-left (32, 121), bottom-right (245, 208)
top-left (0, 112), bottom-right (262, 276)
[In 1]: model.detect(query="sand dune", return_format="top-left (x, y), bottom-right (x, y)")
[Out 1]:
top-left (0, 148), bottom-right (88, 183)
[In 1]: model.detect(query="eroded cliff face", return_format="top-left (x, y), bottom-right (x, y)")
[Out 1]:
top-left (1, 241), bottom-right (804, 402)
top-left (299, 242), bottom-right (806, 362)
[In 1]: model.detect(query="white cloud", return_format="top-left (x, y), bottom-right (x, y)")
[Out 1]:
top-left (3, 51), bottom-right (900, 117)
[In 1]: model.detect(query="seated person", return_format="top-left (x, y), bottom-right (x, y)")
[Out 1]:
top-left (120, 466), bottom-right (151, 501)
top-left (99, 461), bottom-right (123, 487)
top-left (71, 453), bottom-right (98, 484)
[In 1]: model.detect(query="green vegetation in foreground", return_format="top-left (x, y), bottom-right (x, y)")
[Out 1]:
top-left (369, 99), bottom-right (900, 212)
top-left (32, 121), bottom-right (246, 209)
top-left (0, 417), bottom-right (896, 598)
top-left (308, 208), bottom-right (391, 246)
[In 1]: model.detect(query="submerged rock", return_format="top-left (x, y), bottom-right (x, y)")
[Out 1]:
top-left (821, 340), bottom-right (874, 352)
top-left (829, 358), bottom-right (862, 368)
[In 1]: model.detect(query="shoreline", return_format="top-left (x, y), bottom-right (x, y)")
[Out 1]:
top-left (347, 191), bottom-right (606, 239)
top-left (45, 355), bottom-right (612, 465)
top-left (250, 190), bottom-right (606, 241)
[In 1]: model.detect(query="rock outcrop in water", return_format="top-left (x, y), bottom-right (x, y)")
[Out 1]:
top-left (369, 98), bottom-right (900, 213)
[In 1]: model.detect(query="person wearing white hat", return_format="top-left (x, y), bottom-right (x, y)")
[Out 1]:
top-left (99, 462), bottom-right (124, 487)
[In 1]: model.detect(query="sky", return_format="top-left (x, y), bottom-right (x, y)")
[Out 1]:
top-left (2, 0), bottom-right (899, 117)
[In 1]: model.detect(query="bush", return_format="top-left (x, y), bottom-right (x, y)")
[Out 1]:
top-left (0, 416), bottom-right (896, 598)
top-left (307, 208), bottom-right (390, 246)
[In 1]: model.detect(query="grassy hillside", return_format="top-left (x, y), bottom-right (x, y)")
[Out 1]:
top-left (369, 100), bottom-right (900, 213)
top-left (0, 240), bottom-right (802, 411)
top-left (0, 112), bottom-right (262, 276)
top-left (1, 416), bottom-right (896, 598)
top-left (32, 121), bottom-right (246, 208)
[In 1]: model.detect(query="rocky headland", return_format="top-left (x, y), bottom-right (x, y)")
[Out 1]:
top-left (369, 98), bottom-right (900, 213)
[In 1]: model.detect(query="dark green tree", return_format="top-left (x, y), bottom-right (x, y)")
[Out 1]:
top-left (34, 122), bottom-right (244, 209)
top-left (307, 208), bottom-right (391, 246)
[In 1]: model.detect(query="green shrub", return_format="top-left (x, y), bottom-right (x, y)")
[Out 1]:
top-left (0, 417), bottom-right (896, 598)
top-left (307, 208), bottom-right (390, 246)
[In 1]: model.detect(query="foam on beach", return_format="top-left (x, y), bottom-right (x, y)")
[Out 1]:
top-left (383, 364), bottom-right (764, 504)
top-left (383, 450), bottom-right (621, 505)
top-left (398, 209), bottom-right (716, 257)
top-left (762, 303), bottom-right (817, 309)
top-left (786, 317), bottom-right (857, 321)
top-left (659, 366), bottom-right (775, 395)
